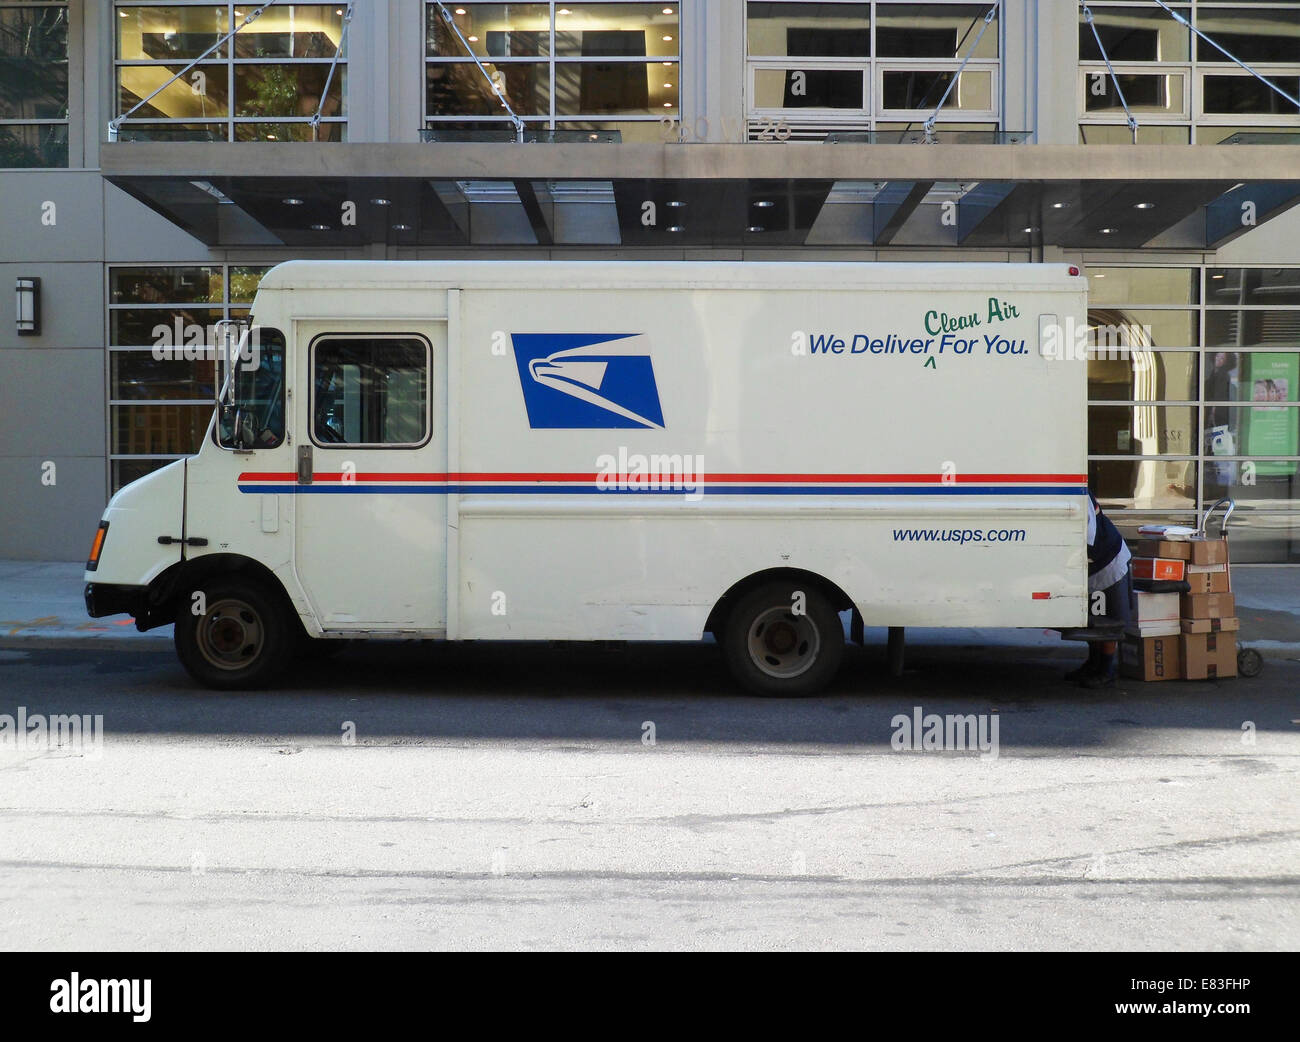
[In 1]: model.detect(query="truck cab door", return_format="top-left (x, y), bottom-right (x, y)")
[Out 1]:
top-left (291, 322), bottom-right (448, 633)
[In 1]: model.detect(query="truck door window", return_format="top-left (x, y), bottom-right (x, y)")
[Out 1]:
top-left (217, 327), bottom-right (286, 449)
top-left (312, 337), bottom-right (429, 446)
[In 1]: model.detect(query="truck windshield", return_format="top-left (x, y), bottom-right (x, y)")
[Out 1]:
top-left (217, 327), bottom-right (286, 449)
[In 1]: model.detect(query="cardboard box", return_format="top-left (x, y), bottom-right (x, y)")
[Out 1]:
top-left (1121, 635), bottom-right (1182, 681)
top-left (1185, 565), bottom-right (1231, 595)
top-left (1133, 591), bottom-right (1180, 625)
top-left (1181, 632), bottom-right (1238, 680)
top-left (1190, 538), bottom-right (1229, 566)
top-left (1135, 539), bottom-right (1192, 561)
top-left (1133, 557), bottom-right (1186, 582)
top-left (1127, 622), bottom-right (1181, 638)
top-left (1181, 592), bottom-right (1235, 619)
top-left (1181, 616), bottom-right (1241, 634)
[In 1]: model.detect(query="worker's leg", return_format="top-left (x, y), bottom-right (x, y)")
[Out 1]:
top-left (1082, 571), bottom-right (1133, 688)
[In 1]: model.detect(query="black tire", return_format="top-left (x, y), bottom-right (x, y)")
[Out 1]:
top-left (722, 581), bottom-right (844, 696)
top-left (174, 577), bottom-right (293, 690)
top-left (1237, 646), bottom-right (1264, 679)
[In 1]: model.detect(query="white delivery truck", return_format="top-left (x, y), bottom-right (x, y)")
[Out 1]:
top-left (85, 260), bottom-right (1090, 694)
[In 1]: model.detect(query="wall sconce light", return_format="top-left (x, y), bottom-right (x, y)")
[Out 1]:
top-left (16, 277), bottom-right (40, 336)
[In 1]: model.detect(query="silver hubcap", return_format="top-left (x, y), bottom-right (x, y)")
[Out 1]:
top-left (196, 597), bottom-right (264, 671)
top-left (747, 605), bottom-right (820, 679)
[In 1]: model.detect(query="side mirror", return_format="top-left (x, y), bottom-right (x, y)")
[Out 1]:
top-left (233, 408), bottom-right (258, 450)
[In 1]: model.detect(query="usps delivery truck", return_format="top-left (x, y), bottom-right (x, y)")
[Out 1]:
top-left (84, 261), bottom-right (1090, 694)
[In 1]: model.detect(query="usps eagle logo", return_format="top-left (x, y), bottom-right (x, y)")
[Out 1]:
top-left (511, 333), bottom-right (665, 429)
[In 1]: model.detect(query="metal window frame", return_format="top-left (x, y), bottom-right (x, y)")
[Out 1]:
top-left (422, 0), bottom-right (683, 130)
top-left (110, 0), bottom-right (349, 142)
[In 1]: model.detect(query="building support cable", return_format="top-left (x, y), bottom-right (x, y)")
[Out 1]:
top-left (107, 0), bottom-right (280, 142)
top-left (1150, 0), bottom-right (1300, 112)
top-left (432, 1), bottom-right (526, 142)
top-left (1081, 2), bottom-right (1139, 143)
top-left (924, 1), bottom-right (1000, 143)
top-left (311, 2), bottom-right (353, 140)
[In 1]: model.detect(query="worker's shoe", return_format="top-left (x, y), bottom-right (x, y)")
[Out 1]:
top-left (1079, 667), bottom-right (1118, 690)
top-left (1064, 662), bottom-right (1096, 682)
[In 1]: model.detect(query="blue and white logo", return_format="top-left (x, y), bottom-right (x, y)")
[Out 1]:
top-left (511, 333), bottom-right (665, 429)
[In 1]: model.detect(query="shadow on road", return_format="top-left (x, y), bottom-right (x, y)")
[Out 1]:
top-left (0, 639), bottom-right (1293, 750)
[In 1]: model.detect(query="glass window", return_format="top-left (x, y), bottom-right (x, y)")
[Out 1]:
top-left (1089, 459), bottom-right (1197, 512)
top-left (753, 68), bottom-right (865, 110)
top-left (426, 2), bottom-right (680, 131)
top-left (313, 338), bottom-right (429, 446)
top-left (1078, 6), bottom-right (1190, 63)
top-left (108, 263), bottom-right (273, 491)
top-left (218, 328), bottom-right (286, 449)
top-left (114, 3), bottom-right (347, 142)
top-left (1206, 268), bottom-right (1300, 307)
top-left (1089, 351), bottom-right (1200, 403)
top-left (426, 3), bottom-right (551, 58)
top-left (1088, 267), bottom-right (1199, 307)
top-left (116, 4), bottom-right (228, 60)
top-left (1089, 405), bottom-right (1198, 456)
top-left (875, 3), bottom-right (998, 59)
top-left (1196, 7), bottom-right (1300, 64)
top-left (746, 2), bottom-right (871, 58)
top-left (1084, 72), bottom-right (1185, 116)
top-left (1206, 310), bottom-right (1300, 349)
top-left (1079, 123), bottom-right (1190, 144)
top-left (0, 2), bottom-right (69, 167)
top-left (882, 69), bottom-right (993, 112)
top-left (1203, 74), bottom-right (1300, 115)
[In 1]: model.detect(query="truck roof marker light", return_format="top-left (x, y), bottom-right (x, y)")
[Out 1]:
top-left (87, 521), bottom-right (108, 572)
top-left (1069, 266), bottom-right (1080, 276)
top-left (1031, 592), bottom-right (1051, 600)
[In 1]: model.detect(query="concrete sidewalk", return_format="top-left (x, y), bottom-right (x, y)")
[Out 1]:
top-left (1, 559), bottom-right (1297, 658)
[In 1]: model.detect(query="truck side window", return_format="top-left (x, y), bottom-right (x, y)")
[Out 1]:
top-left (217, 327), bottom-right (286, 449)
top-left (312, 337), bottom-right (429, 446)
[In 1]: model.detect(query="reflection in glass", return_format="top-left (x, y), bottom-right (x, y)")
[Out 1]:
top-left (746, 2), bottom-right (870, 58)
top-left (1089, 459), bottom-right (1196, 511)
top-left (1087, 267), bottom-right (1198, 307)
top-left (1078, 6), bottom-right (1190, 62)
top-left (1089, 405), bottom-right (1197, 456)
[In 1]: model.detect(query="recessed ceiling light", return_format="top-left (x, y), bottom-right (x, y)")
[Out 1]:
top-left (283, 198), bottom-right (304, 205)
top-left (467, 35), bottom-right (478, 41)
top-left (748, 225), bottom-right (765, 233)
top-left (667, 200), bottom-right (685, 207)
top-left (663, 35), bottom-right (673, 42)
top-left (664, 102), bottom-right (673, 107)
top-left (664, 83), bottom-right (673, 88)
top-left (392, 223), bottom-right (412, 231)
top-left (663, 7), bottom-right (674, 13)
top-left (1211, 273), bottom-right (1225, 279)
top-left (1051, 201), bottom-right (1069, 209)
top-left (1022, 226), bottom-right (1035, 233)
top-left (1134, 202), bottom-right (1155, 209)
top-left (1093, 274), bottom-right (1106, 278)
top-left (1100, 227), bottom-right (1117, 234)
top-left (370, 198), bottom-right (391, 206)
top-left (754, 200), bottom-right (775, 208)
top-left (668, 225), bottom-right (685, 232)
top-left (311, 223), bottom-right (330, 230)
top-left (455, 7), bottom-right (466, 12)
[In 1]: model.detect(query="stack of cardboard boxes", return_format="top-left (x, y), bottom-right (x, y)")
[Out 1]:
top-left (1122, 536), bottom-right (1238, 681)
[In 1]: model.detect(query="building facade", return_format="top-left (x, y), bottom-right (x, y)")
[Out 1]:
top-left (3, 0), bottom-right (1300, 562)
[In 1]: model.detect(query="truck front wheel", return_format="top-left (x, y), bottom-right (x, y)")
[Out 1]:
top-left (722, 582), bottom-right (844, 696)
top-left (174, 577), bottom-right (292, 690)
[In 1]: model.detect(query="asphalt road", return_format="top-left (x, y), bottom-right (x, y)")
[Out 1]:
top-left (0, 639), bottom-right (1297, 951)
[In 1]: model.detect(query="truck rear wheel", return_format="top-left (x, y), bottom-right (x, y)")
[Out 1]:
top-left (722, 582), bottom-right (844, 696)
top-left (174, 577), bottom-right (292, 690)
